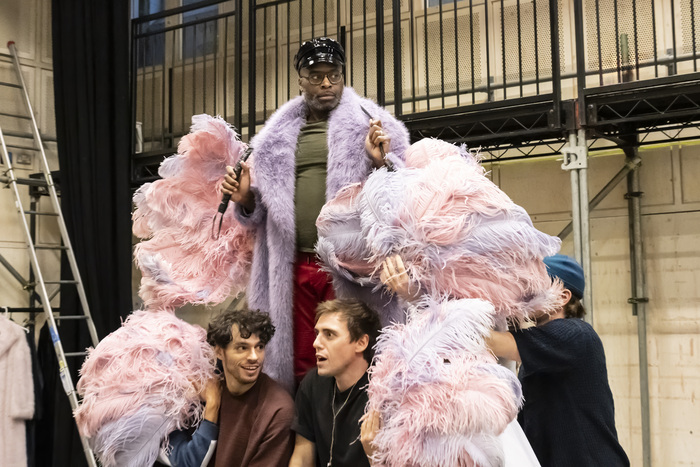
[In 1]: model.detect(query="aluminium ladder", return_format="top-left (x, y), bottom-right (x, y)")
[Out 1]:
top-left (0, 41), bottom-right (99, 467)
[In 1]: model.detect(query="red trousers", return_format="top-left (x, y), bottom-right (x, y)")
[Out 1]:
top-left (293, 252), bottom-right (335, 384)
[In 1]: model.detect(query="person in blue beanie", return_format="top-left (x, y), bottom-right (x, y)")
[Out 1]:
top-left (486, 254), bottom-right (630, 467)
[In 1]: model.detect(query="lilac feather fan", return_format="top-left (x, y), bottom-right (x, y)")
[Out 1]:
top-left (367, 297), bottom-right (522, 467)
top-left (132, 114), bottom-right (254, 311)
top-left (317, 137), bottom-right (564, 323)
top-left (357, 167), bottom-right (413, 261)
top-left (75, 310), bottom-right (216, 467)
top-left (315, 183), bottom-right (376, 282)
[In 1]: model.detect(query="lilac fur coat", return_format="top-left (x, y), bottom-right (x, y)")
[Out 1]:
top-left (234, 87), bottom-right (410, 391)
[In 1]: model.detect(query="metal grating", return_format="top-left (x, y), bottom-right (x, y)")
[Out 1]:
top-left (502, 0), bottom-right (564, 81)
top-left (681, 0), bottom-right (699, 56)
top-left (494, 0), bottom-right (564, 98)
top-left (253, 9), bottom-right (283, 121)
top-left (433, 9), bottom-right (483, 94)
top-left (349, 29), bottom-right (377, 99)
top-left (400, 12), bottom-right (414, 110)
top-left (383, 24), bottom-right (396, 103)
top-left (296, 0), bottom-right (337, 34)
top-left (584, 0), bottom-right (656, 74)
top-left (129, 0), bottom-right (700, 185)
top-left (416, 5), bottom-right (484, 101)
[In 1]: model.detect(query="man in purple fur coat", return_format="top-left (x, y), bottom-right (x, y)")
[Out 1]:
top-left (221, 37), bottom-right (410, 391)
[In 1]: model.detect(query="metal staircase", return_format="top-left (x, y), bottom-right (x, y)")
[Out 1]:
top-left (0, 41), bottom-right (98, 467)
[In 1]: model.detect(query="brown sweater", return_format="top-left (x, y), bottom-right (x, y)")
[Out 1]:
top-left (211, 373), bottom-right (294, 467)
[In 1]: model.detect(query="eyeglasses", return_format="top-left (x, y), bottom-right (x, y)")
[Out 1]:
top-left (300, 70), bottom-right (343, 85)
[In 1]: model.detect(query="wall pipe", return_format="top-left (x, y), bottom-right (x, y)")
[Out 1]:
top-left (568, 131), bottom-right (582, 265)
top-left (626, 146), bottom-right (652, 467)
top-left (563, 129), bottom-right (593, 323)
top-left (578, 128), bottom-right (593, 323)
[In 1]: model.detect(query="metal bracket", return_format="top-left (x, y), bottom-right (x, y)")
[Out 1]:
top-left (628, 296), bottom-right (649, 315)
top-left (561, 145), bottom-right (588, 170)
top-left (624, 191), bottom-right (644, 199)
top-left (586, 103), bottom-right (598, 125)
top-left (563, 100), bottom-right (578, 132)
top-left (547, 108), bottom-right (557, 129)
top-left (628, 297), bottom-right (649, 304)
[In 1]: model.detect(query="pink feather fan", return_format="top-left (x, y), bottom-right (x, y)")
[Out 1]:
top-left (75, 115), bottom-right (254, 466)
top-left (75, 310), bottom-right (216, 467)
top-left (367, 297), bottom-right (522, 467)
top-left (317, 138), bottom-right (565, 323)
top-left (132, 113), bottom-right (254, 311)
top-left (317, 138), bottom-right (561, 465)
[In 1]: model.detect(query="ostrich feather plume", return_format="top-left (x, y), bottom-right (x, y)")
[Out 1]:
top-left (90, 408), bottom-right (172, 467)
top-left (317, 137), bottom-right (565, 323)
top-left (315, 183), bottom-right (377, 281)
top-left (132, 114), bottom-right (254, 311)
top-left (74, 310), bottom-right (216, 467)
top-left (316, 138), bottom-right (556, 465)
top-left (74, 114), bottom-right (257, 467)
top-left (367, 297), bottom-right (522, 467)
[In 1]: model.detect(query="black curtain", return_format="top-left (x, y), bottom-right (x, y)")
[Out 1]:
top-left (42, 0), bottom-right (132, 465)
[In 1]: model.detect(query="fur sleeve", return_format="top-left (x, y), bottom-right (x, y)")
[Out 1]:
top-left (233, 187), bottom-right (267, 227)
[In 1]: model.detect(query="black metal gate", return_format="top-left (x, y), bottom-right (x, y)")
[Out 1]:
top-left (131, 0), bottom-right (700, 184)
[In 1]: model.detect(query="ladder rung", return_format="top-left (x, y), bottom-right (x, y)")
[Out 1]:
top-left (1, 306), bottom-right (62, 313)
top-left (44, 280), bottom-right (79, 285)
top-left (55, 315), bottom-right (89, 321)
top-left (4, 130), bottom-right (34, 139)
top-left (34, 244), bottom-right (68, 250)
top-left (4, 138), bottom-right (56, 145)
top-left (0, 176), bottom-right (49, 187)
top-left (64, 352), bottom-right (89, 358)
top-left (0, 111), bottom-right (31, 119)
top-left (24, 210), bottom-right (59, 216)
top-left (0, 80), bottom-right (21, 88)
top-left (6, 144), bottom-right (37, 151)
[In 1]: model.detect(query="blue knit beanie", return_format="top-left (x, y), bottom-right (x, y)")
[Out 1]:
top-left (543, 254), bottom-right (585, 299)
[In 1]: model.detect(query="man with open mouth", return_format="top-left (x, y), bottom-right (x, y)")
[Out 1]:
top-left (289, 299), bottom-right (381, 467)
